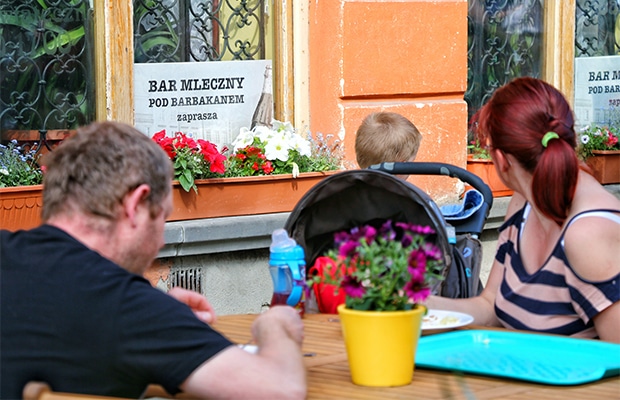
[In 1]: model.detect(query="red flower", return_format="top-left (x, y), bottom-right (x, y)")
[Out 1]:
top-left (198, 139), bottom-right (226, 173)
top-left (152, 130), bottom-right (176, 159)
top-left (605, 129), bottom-right (618, 147)
top-left (262, 161), bottom-right (274, 174)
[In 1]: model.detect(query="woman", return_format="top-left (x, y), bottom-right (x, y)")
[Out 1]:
top-left (427, 77), bottom-right (620, 342)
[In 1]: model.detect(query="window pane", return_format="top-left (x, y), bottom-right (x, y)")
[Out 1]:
top-left (466, 0), bottom-right (544, 122)
top-left (134, 0), bottom-right (268, 63)
top-left (575, 0), bottom-right (619, 57)
top-left (0, 0), bottom-right (95, 141)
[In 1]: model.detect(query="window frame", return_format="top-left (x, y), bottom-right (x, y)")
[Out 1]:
top-left (94, 2), bottom-right (577, 127)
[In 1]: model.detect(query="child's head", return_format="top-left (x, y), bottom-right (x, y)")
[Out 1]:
top-left (355, 112), bottom-right (422, 169)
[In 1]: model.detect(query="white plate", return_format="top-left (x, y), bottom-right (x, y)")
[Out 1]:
top-left (422, 309), bottom-right (474, 331)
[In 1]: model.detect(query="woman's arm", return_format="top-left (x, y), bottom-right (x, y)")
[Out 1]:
top-left (563, 215), bottom-right (620, 343)
top-left (425, 194), bottom-right (526, 325)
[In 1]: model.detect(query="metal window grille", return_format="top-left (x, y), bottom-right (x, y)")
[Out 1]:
top-left (133, 0), bottom-right (267, 63)
top-left (0, 1), bottom-right (95, 143)
top-left (575, 0), bottom-right (620, 57)
top-left (465, 0), bottom-right (544, 124)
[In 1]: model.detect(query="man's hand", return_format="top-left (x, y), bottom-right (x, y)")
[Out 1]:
top-left (168, 287), bottom-right (216, 324)
top-left (251, 306), bottom-right (304, 345)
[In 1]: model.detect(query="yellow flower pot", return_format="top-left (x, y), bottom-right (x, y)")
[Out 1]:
top-left (337, 303), bottom-right (424, 387)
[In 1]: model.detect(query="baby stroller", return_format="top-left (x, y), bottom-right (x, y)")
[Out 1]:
top-left (283, 161), bottom-right (494, 306)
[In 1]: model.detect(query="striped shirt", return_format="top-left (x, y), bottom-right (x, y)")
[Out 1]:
top-left (494, 204), bottom-right (620, 338)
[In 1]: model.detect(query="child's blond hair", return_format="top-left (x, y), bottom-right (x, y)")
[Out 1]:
top-left (355, 112), bottom-right (422, 169)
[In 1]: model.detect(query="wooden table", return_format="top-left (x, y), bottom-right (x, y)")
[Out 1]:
top-left (212, 313), bottom-right (620, 400)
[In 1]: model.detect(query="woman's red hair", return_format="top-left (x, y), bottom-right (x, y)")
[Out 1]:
top-left (472, 77), bottom-right (579, 225)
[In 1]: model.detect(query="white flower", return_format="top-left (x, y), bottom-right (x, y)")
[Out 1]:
top-left (291, 162), bottom-right (299, 178)
top-left (253, 125), bottom-right (274, 143)
top-left (0, 168), bottom-right (8, 176)
top-left (290, 134), bottom-right (312, 157)
top-left (272, 120), bottom-right (295, 135)
top-left (264, 133), bottom-right (290, 161)
top-left (580, 135), bottom-right (590, 145)
top-left (232, 127), bottom-right (256, 151)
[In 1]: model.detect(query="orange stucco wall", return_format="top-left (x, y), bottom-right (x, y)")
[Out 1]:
top-left (308, 0), bottom-right (468, 203)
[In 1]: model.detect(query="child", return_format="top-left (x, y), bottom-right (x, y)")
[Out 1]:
top-left (355, 111), bottom-right (422, 169)
top-left (309, 112), bottom-right (423, 314)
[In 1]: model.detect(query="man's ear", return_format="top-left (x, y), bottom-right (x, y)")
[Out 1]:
top-left (123, 184), bottom-right (151, 226)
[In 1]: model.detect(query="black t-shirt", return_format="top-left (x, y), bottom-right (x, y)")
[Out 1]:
top-left (1, 225), bottom-right (233, 399)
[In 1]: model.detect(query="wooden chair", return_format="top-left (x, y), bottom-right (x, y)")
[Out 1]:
top-left (23, 382), bottom-right (130, 400)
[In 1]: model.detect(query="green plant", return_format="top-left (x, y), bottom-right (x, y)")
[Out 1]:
top-left (307, 220), bottom-right (445, 312)
top-left (577, 125), bottom-right (620, 160)
top-left (0, 140), bottom-right (43, 187)
top-left (467, 139), bottom-right (491, 160)
top-left (152, 130), bottom-right (226, 192)
top-left (226, 120), bottom-right (342, 177)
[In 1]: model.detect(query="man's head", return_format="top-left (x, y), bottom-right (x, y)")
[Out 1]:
top-left (355, 112), bottom-right (422, 169)
top-left (42, 121), bottom-right (173, 222)
top-left (41, 121), bottom-right (174, 274)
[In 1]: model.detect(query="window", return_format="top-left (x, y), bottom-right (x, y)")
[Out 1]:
top-left (0, 0), bottom-right (95, 148)
top-left (466, 0), bottom-right (545, 123)
top-left (133, 0), bottom-right (272, 63)
top-left (575, 0), bottom-right (619, 57)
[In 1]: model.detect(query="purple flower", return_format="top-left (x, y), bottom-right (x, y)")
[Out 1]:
top-left (422, 243), bottom-right (442, 260)
top-left (339, 240), bottom-right (360, 258)
top-left (342, 275), bottom-right (365, 298)
top-left (401, 233), bottom-right (413, 248)
top-left (335, 225), bottom-right (376, 247)
top-left (404, 276), bottom-right (431, 303)
top-left (396, 222), bottom-right (436, 235)
top-left (378, 220), bottom-right (396, 240)
top-left (407, 250), bottom-right (427, 280)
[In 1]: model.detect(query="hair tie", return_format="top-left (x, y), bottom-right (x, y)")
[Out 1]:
top-left (541, 131), bottom-right (559, 148)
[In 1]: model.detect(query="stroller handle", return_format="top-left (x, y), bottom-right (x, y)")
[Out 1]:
top-left (369, 161), bottom-right (494, 236)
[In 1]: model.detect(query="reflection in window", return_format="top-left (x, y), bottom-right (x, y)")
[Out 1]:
top-left (133, 0), bottom-right (268, 63)
top-left (0, 1), bottom-right (95, 144)
top-left (465, 0), bottom-right (544, 122)
top-left (575, 0), bottom-right (620, 57)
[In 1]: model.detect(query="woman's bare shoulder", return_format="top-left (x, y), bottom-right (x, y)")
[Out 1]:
top-left (572, 173), bottom-right (620, 213)
top-left (504, 192), bottom-right (527, 221)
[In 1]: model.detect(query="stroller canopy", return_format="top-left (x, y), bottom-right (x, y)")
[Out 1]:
top-left (284, 169), bottom-right (452, 286)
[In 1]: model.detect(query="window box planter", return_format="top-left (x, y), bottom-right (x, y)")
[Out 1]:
top-left (0, 184), bottom-right (44, 231)
top-left (585, 150), bottom-right (620, 185)
top-left (0, 171), bottom-right (339, 231)
top-left (168, 171), bottom-right (339, 221)
top-left (465, 156), bottom-right (513, 197)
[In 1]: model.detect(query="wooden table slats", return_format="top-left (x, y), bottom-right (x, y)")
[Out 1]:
top-left (209, 313), bottom-right (620, 399)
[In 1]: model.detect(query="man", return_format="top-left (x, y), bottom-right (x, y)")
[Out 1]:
top-left (1, 121), bottom-right (306, 399)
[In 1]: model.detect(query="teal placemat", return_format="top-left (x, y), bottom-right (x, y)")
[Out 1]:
top-left (416, 330), bottom-right (620, 385)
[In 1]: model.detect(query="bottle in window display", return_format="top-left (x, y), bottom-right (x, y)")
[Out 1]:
top-left (250, 64), bottom-right (273, 129)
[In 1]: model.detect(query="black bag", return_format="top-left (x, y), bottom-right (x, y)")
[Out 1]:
top-left (441, 233), bottom-right (484, 298)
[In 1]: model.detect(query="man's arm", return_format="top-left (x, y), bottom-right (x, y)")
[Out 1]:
top-left (179, 306), bottom-right (307, 399)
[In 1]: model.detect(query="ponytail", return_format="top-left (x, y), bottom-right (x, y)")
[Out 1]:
top-left (475, 77), bottom-right (578, 225)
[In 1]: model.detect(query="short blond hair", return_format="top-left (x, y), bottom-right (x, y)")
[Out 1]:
top-left (355, 112), bottom-right (422, 169)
